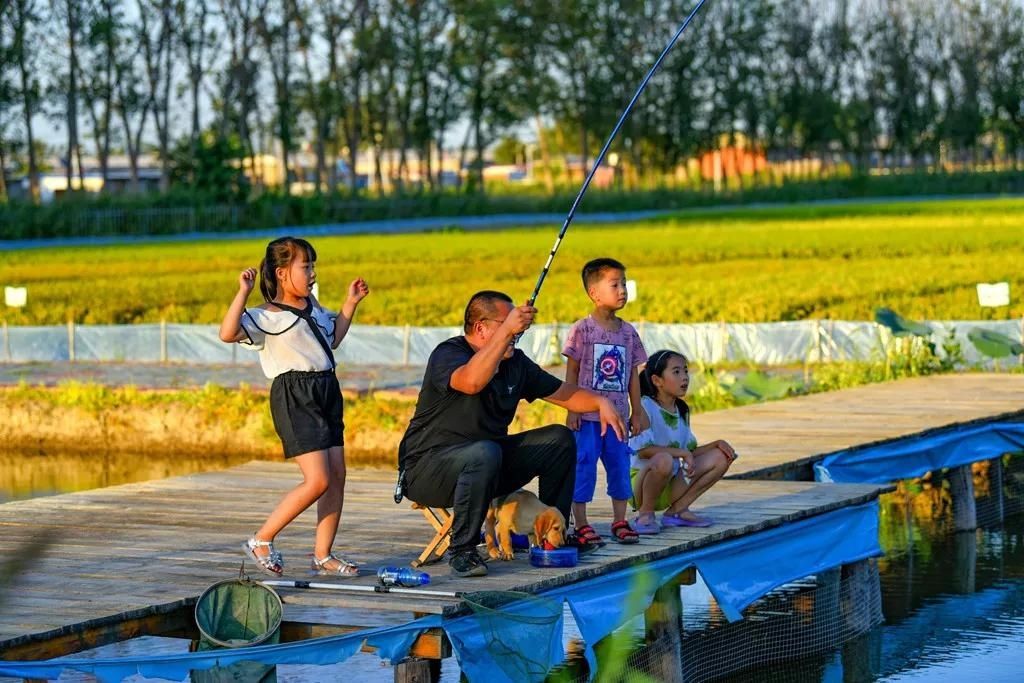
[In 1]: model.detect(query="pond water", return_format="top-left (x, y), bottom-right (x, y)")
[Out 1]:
top-left (2, 460), bottom-right (1022, 682)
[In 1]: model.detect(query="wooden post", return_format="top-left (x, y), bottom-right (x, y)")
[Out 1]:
top-left (989, 457), bottom-right (1005, 525)
top-left (814, 319), bottom-right (823, 363)
top-left (950, 463), bottom-right (977, 532)
top-left (402, 324), bottom-right (411, 366)
top-left (67, 320), bottom-right (75, 362)
top-left (160, 319), bottom-right (168, 364)
top-left (840, 559), bottom-right (880, 635)
top-left (393, 656), bottom-right (440, 683)
top-left (841, 625), bottom-right (882, 681)
top-left (953, 527), bottom-right (977, 595)
top-left (642, 579), bottom-right (684, 683)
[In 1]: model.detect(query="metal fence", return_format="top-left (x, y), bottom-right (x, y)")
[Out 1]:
top-left (1, 319), bottom-right (1022, 367)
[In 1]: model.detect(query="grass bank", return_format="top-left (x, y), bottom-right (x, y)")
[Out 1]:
top-left (2, 339), bottom-right (1000, 468)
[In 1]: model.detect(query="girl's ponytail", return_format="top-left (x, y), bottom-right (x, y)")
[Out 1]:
top-left (258, 249), bottom-right (277, 302)
top-left (639, 362), bottom-right (658, 399)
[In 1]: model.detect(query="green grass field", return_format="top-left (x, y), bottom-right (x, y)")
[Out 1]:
top-left (2, 197), bottom-right (1022, 326)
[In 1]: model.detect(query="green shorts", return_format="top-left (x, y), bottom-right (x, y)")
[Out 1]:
top-left (629, 467), bottom-right (673, 511)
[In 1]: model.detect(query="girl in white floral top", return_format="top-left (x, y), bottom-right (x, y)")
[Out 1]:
top-left (628, 350), bottom-right (737, 532)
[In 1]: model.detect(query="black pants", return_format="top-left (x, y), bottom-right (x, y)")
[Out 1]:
top-left (404, 425), bottom-right (576, 556)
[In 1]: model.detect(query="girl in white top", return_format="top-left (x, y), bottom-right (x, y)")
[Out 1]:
top-left (219, 236), bottom-right (369, 577)
top-left (628, 350), bottom-right (737, 532)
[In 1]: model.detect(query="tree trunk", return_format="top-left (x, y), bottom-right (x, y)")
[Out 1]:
top-left (534, 115), bottom-right (554, 193)
top-left (159, 3), bottom-right (173, 192)
top-left (0, 142), bottom-right (8, 202)
top-left (100, 0), bottom-right (115, 188)
top-left (65, 0), bottom-right (81, 193)
top-left (14, 0), bottom-right (40, 203)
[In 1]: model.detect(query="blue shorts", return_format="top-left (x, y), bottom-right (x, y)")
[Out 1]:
top-left (573, 420), bottom-right (632, 503)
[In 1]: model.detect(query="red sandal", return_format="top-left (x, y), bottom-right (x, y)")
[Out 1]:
top-left (611, 520), bottom-right (640, 544)
top-left (570, 524), bottom-right (606, 551)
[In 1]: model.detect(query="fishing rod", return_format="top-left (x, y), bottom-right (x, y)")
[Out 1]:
top-left (526, 0), bottom-right (710, 306)
top-left (263, 579), bottom-right (463, 599)
top-left (394, 2), bottom-right (710, 505)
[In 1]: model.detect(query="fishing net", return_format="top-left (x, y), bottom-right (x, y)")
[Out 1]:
top-left (461, 590), bottom-right (564, 681)
top-left (191, 578), bottom-right (283, 683)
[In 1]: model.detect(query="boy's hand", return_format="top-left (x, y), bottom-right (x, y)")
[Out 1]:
top-left (239, 267), bottom-right (257, 295)
top-left (629, 410), bottom-right (649, 437)
top-left (681, 451), bottom-right (695, 474)
top-left (595, 397), bottom-right (626, 442)
top-left (501, 303), bottom-right (536, 336)
top-left (347, 278), bottom-right (370, 304)
top-left (566, 411), bottom-right (581, 431)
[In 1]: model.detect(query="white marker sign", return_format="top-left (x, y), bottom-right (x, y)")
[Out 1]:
top-left (976, 282), bottom-right (1010, 307)
top-left (4, 286), bottom-right (26, 308)
top-left (626, 279), bottom-right (637, 303)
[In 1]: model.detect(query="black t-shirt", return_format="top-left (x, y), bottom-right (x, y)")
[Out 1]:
top-left (399, 336), bottom-right (563, 469)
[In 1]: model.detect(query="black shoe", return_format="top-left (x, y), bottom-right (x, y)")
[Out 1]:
top-left (565, 532), bottom-right (603, 555)
top-left (449, 549), bottom-right (488, 577)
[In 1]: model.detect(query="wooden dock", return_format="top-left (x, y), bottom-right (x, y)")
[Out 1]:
top-left (0, 373), bottom-right (1021, 667)
top-left (709, 374), bottom-right (1024, 479)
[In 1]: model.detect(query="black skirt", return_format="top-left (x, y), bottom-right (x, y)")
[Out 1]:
top-left (269, 370), bottom-right (344, 457)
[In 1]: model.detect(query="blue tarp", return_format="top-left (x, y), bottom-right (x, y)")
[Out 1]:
top-left (0, 501), bottom-right (881, 683)
top-left (815, 421), bottom-right (1024, 484)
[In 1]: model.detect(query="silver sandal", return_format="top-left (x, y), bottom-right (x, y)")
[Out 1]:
top-left (311, 553), bottom-right (359, 577)
top-left (243, 536), bottom-right (283, 576)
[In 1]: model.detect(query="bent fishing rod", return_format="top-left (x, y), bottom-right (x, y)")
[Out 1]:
top-left (394, 2), bottom-right (710, 504)
top-left (525, 0), bottom-right (710, 307)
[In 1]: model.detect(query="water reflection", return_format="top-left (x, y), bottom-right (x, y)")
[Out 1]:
top-left (703, 457), bottom-right (1024, 682)
top-left (0, 450), bottom-right (271, 503)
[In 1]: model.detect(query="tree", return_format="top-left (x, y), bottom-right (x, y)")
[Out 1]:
top-left (255, 0), bottom-right (298, 195)
top-left (82, 0), bottom-right (123, 189)
top-left (51, 0), bottom-right (89, 191)
top-left (984, 0), bottom-right (1024, 161)
top-left (214, 0), bottom-right (261, 189)
top-left (138, 0), bottom-right (176, 191)
top-left (114, 21), bottom-right (150, 192)
top-left (177, 0), bottom-right (216, 157)
top-left (448, 0), bottom-right (522, 192)
top-left (7, 0), bottom-right (41, 203)
top-left (169, 130), bottom-right (248, 199)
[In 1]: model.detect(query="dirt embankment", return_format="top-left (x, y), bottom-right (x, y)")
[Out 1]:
top-left (0, 393), bottom-right (407, 466)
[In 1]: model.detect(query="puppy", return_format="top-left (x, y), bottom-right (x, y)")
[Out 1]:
top-left (484, 489), bottom-right (566, 561)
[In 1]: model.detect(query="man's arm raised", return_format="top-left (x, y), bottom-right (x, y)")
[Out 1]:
top-left (544, 383), bottom-right (627, 442)
top-left (449, 304), bottom-right (535, 395)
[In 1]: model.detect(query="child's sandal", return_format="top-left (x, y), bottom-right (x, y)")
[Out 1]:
top-left (610, 520), bottom-right (640, 544)
top-left (243, 536), bottom-right (284, 576)
top-left (311, 553), bottom-right (359, 578)
top-left (572, 524), bottom-right (605, 547)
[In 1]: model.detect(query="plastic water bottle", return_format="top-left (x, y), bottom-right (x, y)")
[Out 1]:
top-left (377, 566), bottom-right (430, 587)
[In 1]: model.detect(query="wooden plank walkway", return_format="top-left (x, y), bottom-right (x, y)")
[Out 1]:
top-left (0, 373), bottom-right (1020, 660)
top-left (0, 464), bottom-right (882, 658)
top-left (707, 374), bottom-right (1024, 479)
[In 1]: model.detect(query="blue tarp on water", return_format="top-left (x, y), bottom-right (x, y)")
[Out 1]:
top-left (815, 421), bottom-right (1024, 484)
top-left (0, 501), bottom-right (881, 683)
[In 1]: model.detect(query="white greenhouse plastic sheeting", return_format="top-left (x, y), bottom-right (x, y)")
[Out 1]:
top-left (1, 319), bottom-right (1022, 366)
